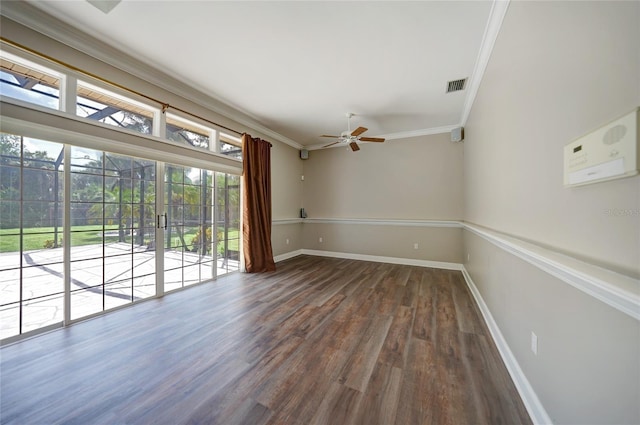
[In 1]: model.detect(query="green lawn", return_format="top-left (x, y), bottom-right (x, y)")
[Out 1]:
top-left (1, 226), bottom-right (239, 253)
top-left (167, 228), bottom-right (239, 253)
top-left (0, 225), bottom-right (119, 252)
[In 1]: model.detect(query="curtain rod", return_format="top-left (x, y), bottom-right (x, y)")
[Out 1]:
top-left (0, 37), bottom-right (243, 137)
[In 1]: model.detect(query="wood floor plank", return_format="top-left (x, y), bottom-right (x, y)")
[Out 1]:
top-left (395, 337), bottom-right (438, 424)
top-left (308, 382), bottom-right (363, 425)
top-left (354, 361), bottom-right (403, 425)
top-left (0, 256), bottom-right (532, 425)
top-left (339, 314), bottom-right (393, 392)
top-left (377, 305), bottom-right (414, 368)
top-left (413, 281), bottom-right (436, 342)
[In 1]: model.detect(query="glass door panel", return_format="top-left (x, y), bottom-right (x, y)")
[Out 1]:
top-left (215, 172), bottom-right (240, 275)
top-left (164, 165), bottom-right (217, 290)
top-left (0, 134), bottom-right (65, 339)
top-left (69, 147), bottom-right (156, 320)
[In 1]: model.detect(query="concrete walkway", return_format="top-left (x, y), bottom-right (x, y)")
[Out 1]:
top-left (0, 243), bottom-right (239, 340)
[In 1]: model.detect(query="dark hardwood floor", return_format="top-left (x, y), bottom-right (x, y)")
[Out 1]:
top-left (0, 256), bottom-right (532, 425)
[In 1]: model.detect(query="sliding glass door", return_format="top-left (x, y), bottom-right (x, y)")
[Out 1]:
top-left (0, 132), bottom-right (241, 341)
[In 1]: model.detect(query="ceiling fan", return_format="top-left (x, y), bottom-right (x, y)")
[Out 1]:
top-left (320, 113), bottom-right (385, 151)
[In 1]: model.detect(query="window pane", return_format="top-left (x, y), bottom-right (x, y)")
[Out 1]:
top-left (0, 301), bottom-right (19, 340)
top-left (0, 165), bottom-right (20, 200)
top-left (0, 269), bottom-right (20, 304)
top-left (104, 280), bottom-right (131, 310)
top-left (23, 139), bottom-right (64, 170)
top-left (22, 293), bottom-right (64, 334)
top-left (70, 147), bottom-right (103, 175)
top-left (22, 169), bottom-right (60, 201)
top-left (133, 276), bottom-right (154, 300)
top-left (219, 133), bottom-right (242, 159)
top-left (0, 133), bottom-right (22, 165)
top-left (77, 81), bottom-right (154, 135)
top-left (0, 201), bottom-right (21, 231)
top-left (105, 257), bottom-right (132, 291)
top-left (166, 115), bottom-right (210, 150)
top-left (22, 201), bottom-right (60, 229)
top-left (0, 52), bottom-right (61, 110)
top-left (164, 267), bottom-right (182, 292)
top-left (70, 287), bottom-right (103, 320)
top-left (104, 153), bottom-right (132, 176)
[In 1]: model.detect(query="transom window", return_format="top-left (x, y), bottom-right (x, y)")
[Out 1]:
top-left (219, 133), bottom-right (242, 159)
top-left (0, 51), bottom-right (61, 110)
top-left (76, 81), bottom-right (155, 135)
top-left (166, 114), bottom-right (212, 150)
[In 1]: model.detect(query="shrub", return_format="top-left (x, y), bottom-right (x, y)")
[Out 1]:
top-left (43, 238), bottom-right (62, 249)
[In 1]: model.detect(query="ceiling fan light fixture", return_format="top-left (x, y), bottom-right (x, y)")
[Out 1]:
top-left (319, 112), bottom-right (385, 151)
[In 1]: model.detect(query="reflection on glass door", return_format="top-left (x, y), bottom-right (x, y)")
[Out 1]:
top-left (0, 134), bottom-right (65, 339)
top-left (69, 147), bottom-right (156, 320)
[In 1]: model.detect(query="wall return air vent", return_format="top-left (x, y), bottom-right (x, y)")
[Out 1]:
top-left (446, 78), bottom-right (467, 93)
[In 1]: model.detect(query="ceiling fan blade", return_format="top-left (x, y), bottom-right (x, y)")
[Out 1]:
top-left (359, 137), bottom-right (385, 143)
top-left (351, 127), bottom-right (368, 137)
top-left (349, 141), bottom-right (360, 151)
top-left (320, 135), bottom-right (340, 138)
top-left (323, 141), bottom-right (341, 148)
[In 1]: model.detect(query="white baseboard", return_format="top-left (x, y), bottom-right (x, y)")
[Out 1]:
top-left (273, 249), bottom-right (304, 263)
top-left (278, 249), bottom-right (463, 271)
top-left (461, 267), bottom-right (553, 425)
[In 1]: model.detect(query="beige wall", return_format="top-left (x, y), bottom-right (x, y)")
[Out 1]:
top-left (303, 133), bottom-right (463, 220)
top-left (272, 223), bottom-right (304, 257)
top-left (299, 133), bottom-right (464, 261)
top-left (270, 142), bottom-right (305, 256)
top-left (463, 1), bottom-right (640, 277)
top-left (271, 141), bottom-right (304, 220)
top-left (463, 2), bottom-right (640, 424)
top-left (303, 223), bottom-right (462, 264)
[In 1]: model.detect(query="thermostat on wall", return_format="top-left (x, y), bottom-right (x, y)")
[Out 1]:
top-left (564, 108), bottom-right (639, 187)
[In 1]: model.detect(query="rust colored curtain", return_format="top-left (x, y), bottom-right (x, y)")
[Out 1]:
top-left (242, 133), bottom-right (276, 272)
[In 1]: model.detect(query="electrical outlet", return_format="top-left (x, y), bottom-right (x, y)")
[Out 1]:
top-left (467, 253), bottom-right (470, 261)
top-left (531, 332), bottom-right (538, 355)
top-left (286, 238), bottom-right (290, 245)
top-left (413, 243), bottom-right (419, 250)
top-left (319, 237), bottom-right (323, 243)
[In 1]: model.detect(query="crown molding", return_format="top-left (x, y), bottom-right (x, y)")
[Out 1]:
top-left (378, 124), bottom-right (460, 141)
top-left (1, 1), bottom-right (303, 150)
top-left (460, 0), bottom-right (511, 126)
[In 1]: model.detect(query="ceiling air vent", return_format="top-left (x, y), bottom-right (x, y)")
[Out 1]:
top-left (446, 78), bottom-right (467, 93)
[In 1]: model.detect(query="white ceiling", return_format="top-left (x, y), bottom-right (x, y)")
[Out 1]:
top-left (23, 0), bottom-right (500, 148)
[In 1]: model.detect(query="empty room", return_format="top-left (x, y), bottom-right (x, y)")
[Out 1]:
top-left (0, 1), bottom-right (638, 424)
